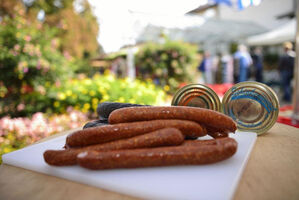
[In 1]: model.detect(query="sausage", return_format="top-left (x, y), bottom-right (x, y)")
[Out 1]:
top-left (182, 126), bottom-right (228, 140)
top-left (77, 138), bottom-right (238, 170)
top-left (205, 126), bottom-right (230, 138)
top-left (44, 128), bottom-right (184, 166)
top-left (108, 106), bottom-right (237, 132)
top-left (44, 149), bottom-right (80, 166)
top-left (182, 137), bottom-right (236, 146)
top-left (66, 119), bottom-right (206, 147)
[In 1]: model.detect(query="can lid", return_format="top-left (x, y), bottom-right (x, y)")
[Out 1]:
top-left (222, 81), bottom-right (279, 135)
top-left (171, 84), bottom-right (221, 111)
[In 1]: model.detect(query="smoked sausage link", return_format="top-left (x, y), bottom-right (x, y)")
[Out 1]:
top-left (109, 106), bottom-right (237, 133)
top-left (77, 138), bottom-right (238, 170)
top-left (66, 120), bottom-right (206, 147)
top-left (44, 149), bottom-right (80, 166)
top-left (44, 128), bottom-right (184, 166)
top-left (205, 126), bottom-right (230, 138)
top-left (181, 137), bottom-right (236, 146)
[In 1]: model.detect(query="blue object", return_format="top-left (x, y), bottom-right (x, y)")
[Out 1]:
top-left (198, 59), bottom-right (206, 72)
top-left (281, 70), bottom-right (292, 102)
top-left (210, 0), bottom-right (232, 6)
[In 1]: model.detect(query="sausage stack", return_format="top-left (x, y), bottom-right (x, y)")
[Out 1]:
top-left (44, 106), bottom-right (238, 170)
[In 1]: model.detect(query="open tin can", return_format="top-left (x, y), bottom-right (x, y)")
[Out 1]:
top-left (171, 84), bottom-right (221, 111)
top-left (222, 81), bottom-right (279, 135)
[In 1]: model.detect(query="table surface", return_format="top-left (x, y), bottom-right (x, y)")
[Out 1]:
top-left (0, 123), bottom-right (299, 200)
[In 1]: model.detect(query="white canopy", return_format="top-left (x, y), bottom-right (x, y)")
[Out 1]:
top-left (246, 19), bottom-right (296, 46)
top-left (136, 18), bottom-right (266, 54)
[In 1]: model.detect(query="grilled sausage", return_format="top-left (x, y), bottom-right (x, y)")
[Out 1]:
top-left (44, 128), bottom-right (184, 166)
top-left (66, 119), bottom-right (206, 147)
top-left (108, 106), bottom-right (237, 132)
top-left (77, 138), bottom-right (238, 170)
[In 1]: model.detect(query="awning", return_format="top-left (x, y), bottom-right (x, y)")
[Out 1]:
top-left (136, 18), bottom-right (266, 54)
top-left (246, 19), bottom-right (296, 46)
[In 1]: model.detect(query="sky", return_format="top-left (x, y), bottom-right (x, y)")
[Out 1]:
top-left (86, 0), bottom-right (264, 53)
top-left (87, 0), bottom-right (207, 53)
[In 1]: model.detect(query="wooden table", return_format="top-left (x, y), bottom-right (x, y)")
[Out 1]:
top-left (0, 123), bottom-right (298, 200)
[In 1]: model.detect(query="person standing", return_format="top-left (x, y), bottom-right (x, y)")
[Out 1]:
top-left (234, 45), bottom-right (252, 83)
top-left (198, 52), bottom-right (206, 83)
top-left (221, 53), bottom-right (233, 83)
top-left (215, 53), bottom-right (222, 84)
top-left (279, 42), bottom-right (295, 102)
top-left (251, 47), bottom-right (263, 82)
top-left (198, 51), bottom-right (214, 84)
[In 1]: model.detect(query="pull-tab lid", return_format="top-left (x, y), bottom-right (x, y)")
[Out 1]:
top-left (222, 81), bottom-right (279, 135)
top-left (171, 84), bottom-right (221, 111)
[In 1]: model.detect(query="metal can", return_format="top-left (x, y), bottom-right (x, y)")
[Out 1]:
top-left (171, 84), bottom-right (221, 111)
top-left (222, 81), bottom-right (279, 135)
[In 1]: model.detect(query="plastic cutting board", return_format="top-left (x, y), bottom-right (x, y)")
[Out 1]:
top-left (2, 131), bottom-right (257, 200)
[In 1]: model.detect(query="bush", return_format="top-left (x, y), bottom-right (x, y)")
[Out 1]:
top-left (0, 6), bottom-right (74, 117)
top-left (1, 73), bottom-right (166, 116)
top-left (46, 73), bottom-right (166, 114)
top-left (135, 40), bottom-right (198, 93)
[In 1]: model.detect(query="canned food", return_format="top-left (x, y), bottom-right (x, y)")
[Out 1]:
top-left (171, 84), bottom-right (221, 111)
top-left (222, 81), bottom-right (279, 135)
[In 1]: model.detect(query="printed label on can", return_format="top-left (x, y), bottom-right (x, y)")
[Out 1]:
top-left (230, 87), bottom-right (277, 114)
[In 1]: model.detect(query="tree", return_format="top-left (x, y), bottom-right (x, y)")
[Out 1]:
top-left (0, 0), bottom-right (100, 58)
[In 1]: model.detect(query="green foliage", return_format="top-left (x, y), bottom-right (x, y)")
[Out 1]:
top-left (29, 0), bottom-right (100, 58)
top-left (135, 40), bottom-right (198, 93)
top-left (71, 57), bottom-right (97, 76)
top-left (0, 73), bottom-right (166, 116)
top-left (0, 4), bottom-right (166, 117)
top-left (0, 6), bottom-right (73, 117)
top-left (1, 0), bottom-right (100, 58)
top-left (47, 73), bottom-right (166, 114)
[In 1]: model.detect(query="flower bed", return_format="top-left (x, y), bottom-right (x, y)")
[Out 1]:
top-left (46, 73), bottom-right (166, 114)
top-left (1, 73), bottom-right (166, 117)
top-left (0, 109), bottom-right (88, 164)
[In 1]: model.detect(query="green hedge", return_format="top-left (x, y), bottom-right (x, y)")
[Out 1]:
top-left (135, 40), bottom-right (198, 93)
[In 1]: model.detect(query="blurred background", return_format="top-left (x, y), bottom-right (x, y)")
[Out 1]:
top-left (0, 0), bottom-right (297, 162)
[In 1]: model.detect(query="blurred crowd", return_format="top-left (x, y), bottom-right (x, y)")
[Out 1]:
top-left (198, 42), bottom-right (295, 103)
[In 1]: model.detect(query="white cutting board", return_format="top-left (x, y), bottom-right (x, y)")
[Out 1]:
top-left (2, 131), bottom-right (256, 200)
